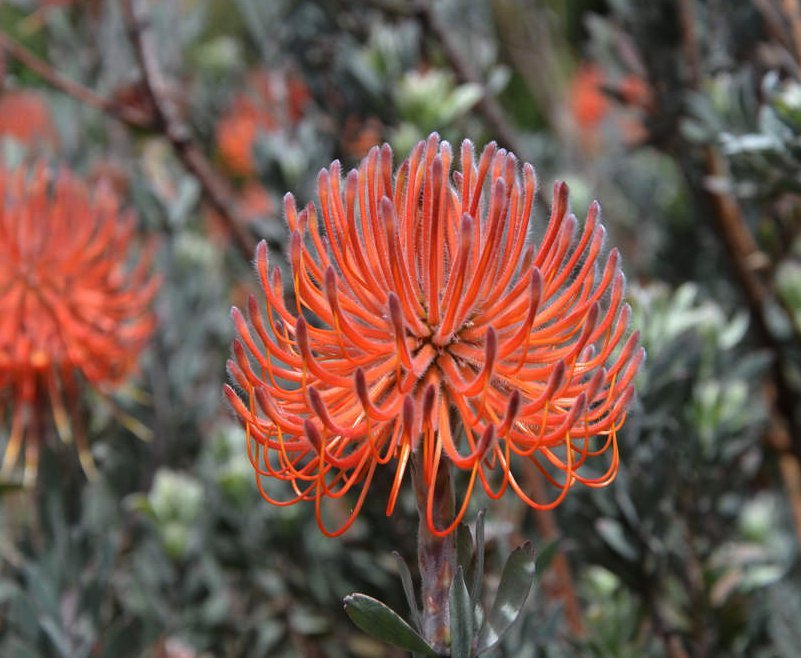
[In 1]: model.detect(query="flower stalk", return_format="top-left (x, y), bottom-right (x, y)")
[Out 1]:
top-left (412, 449), bottom-right (456, 653)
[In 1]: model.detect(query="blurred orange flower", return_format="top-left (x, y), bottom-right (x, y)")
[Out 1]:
top-left (0, 90), bottom-right (58, 150)
top-left (216, 96), bottom-right (273, 177)
top-left (569, 62), bottom-right (652, 150)
top-left (570, 63), bottom-right (609, 133)
top-left (226, 135), bottom-right (643, 537)
top-left (0, 165), bottom-right (159, 482)
top-left (216, 69), bottom-right (311, 176)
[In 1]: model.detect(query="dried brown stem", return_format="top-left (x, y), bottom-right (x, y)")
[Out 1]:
top-left (121, 0), bottom-right (255, 262)
top-left (1, 12), bottom-right (256, 263)
top-left (764, 393), bottom-right (801, 541)
top-left (753, 0), bottom-right (797, 54)
top-left (414, 1), bottom-right (526, 157)
top-left (678, 0), bottom-right (702, 87)
top-left (411, 452), bottom-right (456, 654)
top-left (0, 31), bottom-right (149, 127)
top-left (678, 0), bottom-right (801, 546)
top-left (781, 0), bottom-right (801, 70)
top-left (704, 167), bottom-right (801, 542)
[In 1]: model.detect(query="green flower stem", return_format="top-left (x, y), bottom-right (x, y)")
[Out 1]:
top-left (412, 450), bottom-right (456, 655)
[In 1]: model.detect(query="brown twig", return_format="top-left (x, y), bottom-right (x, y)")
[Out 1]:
top-left (764, 392), bottom-right (801, 541)
top-left (698, 148), bottom-right (801, 349)
top-left (414, 1), bottom-right (526, 157)
top-left (678, 0), bottom-right (801, 546)
top-left (678, 0), bottom-right (702, 87)
top-left (1, 15), bottom-right (256, 263)
top-left (753, 0), bottom-right (797, 55)
top-left (121, 0), bottom-right (255, 262)
top-left (0, 31), bottom-right (150, 127)
top-left (781, 0), bottom-right (801, 70)
top-left (700, 151), bottom-right (771, 325)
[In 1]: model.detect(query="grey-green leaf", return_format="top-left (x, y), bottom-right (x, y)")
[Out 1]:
top-left (393, 550), bottom-right (422, 631)
top-left (469, 510), bottom-right (486, 603)
top-left (457, 523), bottom-right (474, 574)
top-left (595, 518), bottom-right (640, 562)
top-left (535, 539), bottom-right (561, 574)
top-left (344, 593), bottom-right (438, 657)
top-left (476, 542), bottom-right (537, 653)
top-left (449, 566), bottom-right (474, 658)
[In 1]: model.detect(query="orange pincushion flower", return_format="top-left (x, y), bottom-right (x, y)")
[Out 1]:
top-left (570, 63), bottom-right (609, 132)
top-left (225, 135), bottom-right (643, 537)
top-left (0, 90), bottom-right (58, 151)
top-left (0, 165), bottom-right (159, 482)
top-left (216, 96), bottom-right (274, 177)
top-left (569, 62), bottom-right (653, 150)
top-left (216, 69), bottom-right (311, 177)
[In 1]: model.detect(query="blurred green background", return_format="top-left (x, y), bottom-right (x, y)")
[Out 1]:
top-left (2, 0), bottom-right (801, 656)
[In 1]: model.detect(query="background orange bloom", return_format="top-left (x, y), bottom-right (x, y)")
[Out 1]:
top-left (215, 68), bottom-right (311, 177)
top-left (0, 165), bottom-right (159, 481)
top-left (0, 90), bottom-right (58, 151)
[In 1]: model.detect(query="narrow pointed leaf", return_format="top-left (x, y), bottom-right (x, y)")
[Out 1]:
top-left (449, 566), bottom-right (473, 658)
top-left (469, 510), bottom-right (486, 603)
top-left (476, 542), bottom-right (536, 653)
top-left (535, 539), bottom-right (561, 574)
top-left (457, 523), bottom-right (474, 573)
top-left (473, 603), bottom-right (485, 637)
top-left (595, 518), bottom-right (639, 562)
top-left (393, 550), bottom-right (422, 631)
top-left (344, 593), bottom-right (437, 656)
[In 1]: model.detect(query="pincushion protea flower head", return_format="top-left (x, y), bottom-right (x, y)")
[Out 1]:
top-left (226, 134), bottom-right (643, 537)
top-left (0, 164), bottom-right (159, 482)
top-left (216, 68), bottom-right (311, 177)
top-left (0, 90), bottom-right (58, 151)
